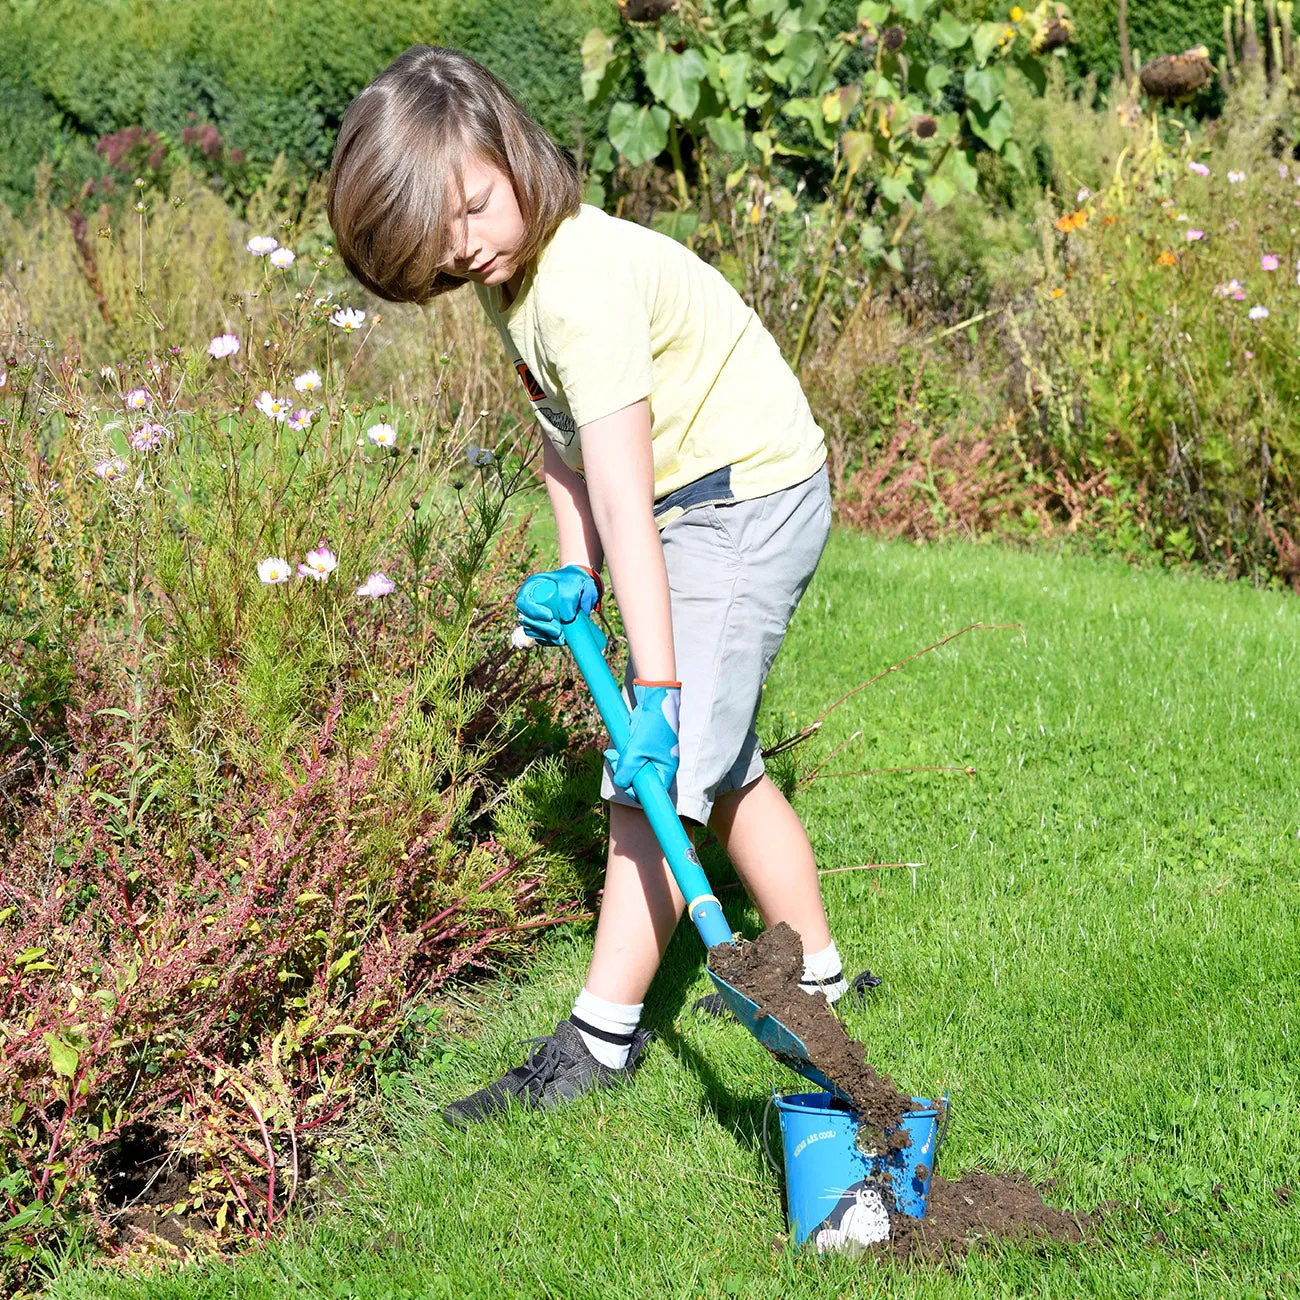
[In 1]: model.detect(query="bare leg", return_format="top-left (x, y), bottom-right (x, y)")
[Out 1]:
top-left (708, 774), bottom-right (832, 953)
top-left (583, 802), bottom-right (686, 1005)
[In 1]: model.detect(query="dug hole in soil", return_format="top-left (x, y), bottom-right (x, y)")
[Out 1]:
top-left (708, 922), bottom-right (1091, 1261)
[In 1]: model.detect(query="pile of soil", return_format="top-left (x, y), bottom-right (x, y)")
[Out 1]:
top-left (706, 922), bottom-right (912, 1141)
top-left (886, 1171), bottom-right (1090, 1261)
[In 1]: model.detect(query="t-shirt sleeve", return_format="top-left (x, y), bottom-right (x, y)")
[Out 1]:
top-left (535, 262), bottom-right (653, 428)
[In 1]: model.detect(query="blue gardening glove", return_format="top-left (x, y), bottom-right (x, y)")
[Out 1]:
top-left (514, 564), bottom-right (602, 646)
top-left (605, 679), bottom-right (682, 796)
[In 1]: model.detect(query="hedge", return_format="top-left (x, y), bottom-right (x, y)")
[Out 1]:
top-left (0, 0), bottom-right (616, 215)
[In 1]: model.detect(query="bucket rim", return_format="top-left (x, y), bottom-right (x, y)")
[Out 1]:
top-left (772, 1089), bottom-right (941, 1119)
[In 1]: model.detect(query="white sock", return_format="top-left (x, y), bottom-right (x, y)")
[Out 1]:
top-left (570, 988), bottom-right (643, 1069)
top-left (801, 941), bottom-right (848, 1004)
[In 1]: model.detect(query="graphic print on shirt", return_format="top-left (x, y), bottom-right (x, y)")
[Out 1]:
top-left (513, 358), bottom-right (577, 447)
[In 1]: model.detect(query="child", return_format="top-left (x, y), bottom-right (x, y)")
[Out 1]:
top-left (327, 46), bottom-right (877, 1125)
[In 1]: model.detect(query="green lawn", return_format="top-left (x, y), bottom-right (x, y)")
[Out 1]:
top-left (53, 532), bottom-right (1299, 1299)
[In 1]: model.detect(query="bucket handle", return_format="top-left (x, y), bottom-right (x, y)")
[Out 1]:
top-left (761, 1094), bottom-right (782, 1174)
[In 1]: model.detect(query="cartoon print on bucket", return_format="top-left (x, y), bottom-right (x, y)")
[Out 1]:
top-left (811, 1180), bottom-right (891, 1255)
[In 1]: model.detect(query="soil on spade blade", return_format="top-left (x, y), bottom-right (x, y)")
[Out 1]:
top-left (885, 1171), bottom-right (1091, 1262)
top-left (706, 921), bottom-right (912, 1142)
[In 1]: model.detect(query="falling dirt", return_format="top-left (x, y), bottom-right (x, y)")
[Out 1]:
top-left (707, 921), bottom-right (911, 1141)
top-left (885, 1170), bottom-right (1091, 1261)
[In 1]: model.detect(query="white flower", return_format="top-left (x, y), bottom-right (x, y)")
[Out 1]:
top-left (1281, 163), bottom-right (1290, 179)
top-left (247, 235), bottom-right (279, 256)
top-left (466, 443), bottom-right (494, 467)
top-left (366, 422), bottom-right (397, 448)
top-left (511, 625), bottom-right (536, 649)
top-left (287, 408), bottom-right (314, 431)
top-left (330, 307), bottom-right (366, 331)
top-left (1076, 186), bottom-right (1091, 203)
top-left (269, 247), bottom-right (296, 268)
top-left (255, 391), bottom-right (291, 422)
top-left (356, 572), bottom-right (395, 598)
top-left (125, 388), bottom-right (149, 409)
top-left (257, 556), bottom-right (293, 584)
top-left (293, 369), bottom-right (322, 393)
top-left (208, 334), bottom-right (240, 359)
top-left (93, 456), bottom-right (128, 480)
top-left (1248, 305), bottom-right (1269, 320)
top-left (1228, 170), bottom-right (1246, 184)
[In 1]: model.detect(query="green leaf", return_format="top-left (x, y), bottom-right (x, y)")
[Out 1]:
top-left (580, 28), bottom-right (619, 106)
top-left (715, 51), bottom-right (751, 112)
top-left (651, 210), bottom-right (700, 243)
top-left (44, 1032), bottom-right (78, 1079)
top-left (857, 1), bottom-right (891, 23)
top-left (879, 171), bottom-right (913, 205)
top-left (967, 99), bottom-right (1013, 151)
top-left (971, 20), bottom-right (1005, 65)
top-left (925, 63), bottom-right (951, 95)
top-left (1001, 139), bottom-right (1025, 173)
top-left (930, 10), bottom-right (971, 50)
top-left (705, 113), bottom-right (746, 153)
top-left (770, 185), bottom-right (799, 214)
top-left (945, 147), bottom-right (980, 192)
top-left (924, 172), bottom-right (957, 208)
top-left (964, 63), bottom-right (1006, 112)
top-left (644, 48), bottom-right (709, 120)
top-left (591, 139), bottom-right (615, 175)
top-left (842, 129), bottom-right (874, 176)
top-left (608, 102), bottom-right (670, 166)
top-left (785, 30), bottom-right (823, 82)
top-left (895, 0), bottom-right (936, 21)
top-left (883, 246), bottom-right (904, 271)
top-left (582, 178), bottom-right (606, 207)
top-left (858, 221), bottom-right (885, 253)
top-left (717, 252), bottom-right (746, 291)
top-left (1014, 52), bottom-right (1048, 95)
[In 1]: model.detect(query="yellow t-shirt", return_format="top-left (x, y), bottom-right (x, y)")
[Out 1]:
top-left (474, 205), bottom-right (825, 526)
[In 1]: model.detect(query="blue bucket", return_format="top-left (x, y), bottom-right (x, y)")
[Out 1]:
top-left (768, 1091), bottom-right (946, 1246)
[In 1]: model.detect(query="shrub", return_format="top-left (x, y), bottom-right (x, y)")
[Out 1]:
top-left (0, 176), bottom-right (605, 1287)
top-left (1009, 77), bottom-right (1300, 584)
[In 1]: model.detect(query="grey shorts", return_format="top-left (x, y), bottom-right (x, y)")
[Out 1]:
top-left (601, 462), bottom-right (831, 825)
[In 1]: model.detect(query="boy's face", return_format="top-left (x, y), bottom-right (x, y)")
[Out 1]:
top-left (447, 153), bottom-right (525, 290)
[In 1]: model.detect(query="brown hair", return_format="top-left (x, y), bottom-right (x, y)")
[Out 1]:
top-left (327, 46), bottom-right (581, 303)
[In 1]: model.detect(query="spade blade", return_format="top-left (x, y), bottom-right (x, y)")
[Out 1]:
top-left (706, 969), bottom-right (849, 1100)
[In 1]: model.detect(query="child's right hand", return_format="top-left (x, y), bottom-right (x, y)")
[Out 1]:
top-left (514, 564), bottom-right (602, 645)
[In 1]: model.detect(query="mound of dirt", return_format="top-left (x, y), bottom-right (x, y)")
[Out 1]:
top-left (706, 922), bottom-right (912, 1141)
top-left (886, 1171), bottom-right (1090, 1261)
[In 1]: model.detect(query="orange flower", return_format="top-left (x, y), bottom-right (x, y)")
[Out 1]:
top-left (1102, 215), bottom-right (1117, 226)
top-left (1157, 250), bottom-right (1177, 266)
top-left (1050, 287), bottom-right (1065, 298)
top-left (1055, 209), bottom-right (1088, 232)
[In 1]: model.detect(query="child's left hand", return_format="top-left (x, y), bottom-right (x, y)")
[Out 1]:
top-left (605, 679), bottom-right (681, 796)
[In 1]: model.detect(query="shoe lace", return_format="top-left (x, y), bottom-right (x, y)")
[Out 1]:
top-left (511, 1034), bottom-right (570, 1100)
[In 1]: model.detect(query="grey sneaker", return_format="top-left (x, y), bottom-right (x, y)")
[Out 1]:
top-left (442, 1017), bottom-right (652, 1127)
top-left (693, 968), bottom-right (882, 1019)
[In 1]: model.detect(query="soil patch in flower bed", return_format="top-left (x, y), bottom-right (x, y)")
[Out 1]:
top-left (885, 1170), bottom-right (1091, 1261)
top-left (706, 921), bottom-right (912, 1143)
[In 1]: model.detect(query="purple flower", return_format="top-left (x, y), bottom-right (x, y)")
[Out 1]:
top-left (129, 422), bottom-right (166, 451)
top-left (1188, 161), bottom-right (1211, 176)
top-left (1248, 305), bottom-right (1270, 320)
top-left (1261, 254), bottom-right (1280, 271)
top-left (298, 546), bottom-right (338, 581)
top-left (1185, 228), bottom-right (1205, 242)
